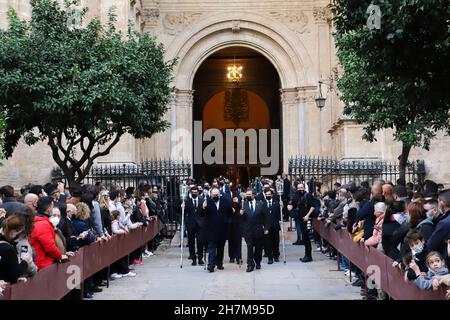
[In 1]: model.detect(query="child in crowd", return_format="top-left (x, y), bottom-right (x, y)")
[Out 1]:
top-left (111, 210), bottom-right (129, 235)
top-left (431, 237), bottom-right (450, 299)
top-left (410, 251), bottom-right (448, 290)
top-left (403, 229), bottom-right (428, 281)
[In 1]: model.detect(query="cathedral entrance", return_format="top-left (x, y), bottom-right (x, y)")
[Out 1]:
top-left (192, 47), bottom-right (282, 187)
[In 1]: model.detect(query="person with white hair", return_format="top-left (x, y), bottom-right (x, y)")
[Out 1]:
top-left (24, 193), bottom-right (39, 214)
top-left (363, 202), bottom-right (387, 248)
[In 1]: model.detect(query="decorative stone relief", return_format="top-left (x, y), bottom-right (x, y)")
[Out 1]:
top-left (269, 11), bottom-right (309, 35)
top-left (163, 12), bottom-right (203, 35)
top-left (313, 6), bottom-right (332, 24)
top-left (142, 8), bottom-right (160, 27)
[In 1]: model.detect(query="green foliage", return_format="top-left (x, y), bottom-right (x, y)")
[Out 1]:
top-left (0, 111), bottom-right (5, 162)
top-left (0, 0), bottom-right (175, 183)
top-left (331, 0), bottom-right (450, 150)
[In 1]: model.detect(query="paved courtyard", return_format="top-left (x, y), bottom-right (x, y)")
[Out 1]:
top-left (94, 226), bottom-right (361, 300)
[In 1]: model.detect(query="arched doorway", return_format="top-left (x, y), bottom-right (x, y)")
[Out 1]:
top-left (192, 46), bottom-right (282, 186)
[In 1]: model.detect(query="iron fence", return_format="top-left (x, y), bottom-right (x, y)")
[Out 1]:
top-left (82, 160), bottom-right (191, 223)
top-left (288, 156), bottom-right (426, 192)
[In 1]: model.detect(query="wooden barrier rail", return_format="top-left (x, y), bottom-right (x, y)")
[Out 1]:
top-left (314, 219), bottom-right (447, 300)
top-left (2, 220), bottom-right (162, 300)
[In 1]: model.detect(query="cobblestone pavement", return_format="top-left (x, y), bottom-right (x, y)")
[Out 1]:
top-left (94, 226), bottom-right (361, 300)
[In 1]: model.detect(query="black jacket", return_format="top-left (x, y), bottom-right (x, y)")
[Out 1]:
top-left (240, 200), bottom-right (267, 239)
top-left (262, 199), bottom-right (281, 231)
top-left (201, 197), bottom-right (232, 241)
top-left (184, 196), bottom-right (205, 230)
top-left (100, 207), bottom-right (113, 235)
top-left (0, 235), bottom-right (28, 284)
top-left (381, 220), bottom-right (401, 260)
top-left (58, 217), bottom-right (80, 252)
top-left (290, 191), bottom-right (314, 221)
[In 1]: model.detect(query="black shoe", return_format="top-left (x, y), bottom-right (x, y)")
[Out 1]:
top-left (246, 266), bottom-right (254, 272)
top-left (352, 279), bottom-right (364, 287)
top-left (192, 260), bottom-right (197, 266)
top-left (207, 265), bottom-right (215, 272)
top-left (83, 292), bottom-right (94, 300)
top-left (91, 286), bottom-right (103, 293)
top-left (198, 260), bottom-right (204, 265)
top-left (268, 259), bottom-right (274, 264)
top-left (256, 264), bottom-right (261, 270)
top-left (230, 258), bottom-right (235, 263)
top-left (98, 281), bottom-right (108, 287)
top-left (237, 259), bottom-right (242, 265)
top-left (217, 265), bottom-right (224, 270)
top-left (300, 257), bottom-right (312, 263)
top-left (274, 257), bottom-right (280, 262)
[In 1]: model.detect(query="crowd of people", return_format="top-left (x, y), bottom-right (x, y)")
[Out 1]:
top-left (181, 175), bottom-right (450, 299)
top-left (0, 181), bottom-right (167, 299)
top-left (1, 174), bottom-right (449, 300)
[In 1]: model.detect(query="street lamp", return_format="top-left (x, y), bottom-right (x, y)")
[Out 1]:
top-left (315, 81), bottom-right (327, 110)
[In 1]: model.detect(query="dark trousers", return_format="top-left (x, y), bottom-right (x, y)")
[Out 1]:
top-left (228, 229), bottom-right (242, 261)
top-left (245, 235), bottom-right (263, 267)
top-left (188, 225), bottom-right (205, 261)
top-left (111, 256), bottom-right (129, 274)
top-left (207, 240), bottom-right (226, 268)
top-left (300, 219), bottom-right (312, 258)
top-left (264, 228), bottom-right (280, 260)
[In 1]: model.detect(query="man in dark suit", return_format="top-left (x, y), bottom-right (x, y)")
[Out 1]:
top-left (184, 186), bottom-right (205, 266)
top-left (240, 188), bottom-right (268, 272)
top-left (201, 187), bottom-right (232, 272)
top-left (262, 188), bottom-right (281, 264)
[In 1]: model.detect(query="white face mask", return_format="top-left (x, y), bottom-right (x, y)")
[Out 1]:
top-left (50, 216), bottom-right (60, 228)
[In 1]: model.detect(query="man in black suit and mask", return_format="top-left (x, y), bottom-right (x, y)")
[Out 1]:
top-left (240, 188), bottom-right (268, 272)
top-left (184, 186), bottom-right (205, 266)
top-left (262, 188), bottom-right (281, 264)
top-left (202, 187), bottom-right (232, 272)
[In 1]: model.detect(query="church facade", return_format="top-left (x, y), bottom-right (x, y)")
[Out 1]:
top-left (0, 0), bottom-right (449, 187)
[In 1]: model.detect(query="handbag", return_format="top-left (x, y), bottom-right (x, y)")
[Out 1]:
top-left (351, 220), bottom-right (365, 243)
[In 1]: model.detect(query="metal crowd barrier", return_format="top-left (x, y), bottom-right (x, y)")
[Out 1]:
top-left (2, 220), bottom-right (162, 300)
top-left (313, 219), bottom-right (447, 300)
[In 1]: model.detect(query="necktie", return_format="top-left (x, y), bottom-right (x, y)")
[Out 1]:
top-left (250, 202), bottom-right (254, 214)
top-left (194, 199), bottom-right (197, 208)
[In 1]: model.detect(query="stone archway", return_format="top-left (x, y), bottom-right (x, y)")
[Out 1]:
top-left (165, 13), bottom-right (319, 172)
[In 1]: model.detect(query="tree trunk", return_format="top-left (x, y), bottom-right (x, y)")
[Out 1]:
top-left (399, 143), bottom-right (412, 184)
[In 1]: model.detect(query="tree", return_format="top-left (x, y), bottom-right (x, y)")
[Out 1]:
top-left (0, 0), bottom-right (175, 187)
top-left (331, 0), bottom-right (450, 181)
top-left (0, 112), bottom-right (5, 163)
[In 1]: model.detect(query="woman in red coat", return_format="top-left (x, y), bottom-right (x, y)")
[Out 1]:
top-left (29, 197), bottom-right (69, 270)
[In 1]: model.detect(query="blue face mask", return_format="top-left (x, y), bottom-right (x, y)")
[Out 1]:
top-left (412, 244), bottom-right (424, 256)
top-left (426, 210), bottom-right (435, 221)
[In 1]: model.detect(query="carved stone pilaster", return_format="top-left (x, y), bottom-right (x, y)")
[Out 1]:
top-left (313, 6), bottom-right (332, 25)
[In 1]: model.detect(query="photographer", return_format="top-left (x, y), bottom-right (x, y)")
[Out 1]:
top-left (287, 183), bottom-right (315, 262)
top-left (0, 216), bottom-right (33, 284)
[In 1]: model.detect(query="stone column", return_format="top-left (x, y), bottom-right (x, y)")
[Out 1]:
top-left (173, 89), bottom-right (194, 166)
top-left (281, 88), bottom-right (300, 173)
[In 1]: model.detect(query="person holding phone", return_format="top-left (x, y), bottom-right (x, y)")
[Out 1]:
top-left (0, 216), bottom-right (33, 284)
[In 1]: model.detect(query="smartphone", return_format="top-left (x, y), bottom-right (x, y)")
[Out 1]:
top-left (20, 245), bottom-right (28, 260)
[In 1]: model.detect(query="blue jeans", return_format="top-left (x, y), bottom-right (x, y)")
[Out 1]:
top-left (295, 220), bottom-right (302, 242)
